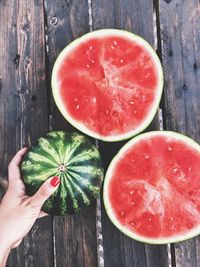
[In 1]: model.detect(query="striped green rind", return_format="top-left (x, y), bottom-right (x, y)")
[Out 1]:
top-left (21, 131), bottom-right (104, 215)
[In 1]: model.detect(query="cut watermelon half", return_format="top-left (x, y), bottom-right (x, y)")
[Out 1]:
top-left (104, 131), bottom-right (200, 244)
top-left (52, 29), bottom-right (163, 141)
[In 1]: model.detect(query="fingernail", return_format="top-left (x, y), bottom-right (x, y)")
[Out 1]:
top-left (50, 176), bottom-right (60, 187)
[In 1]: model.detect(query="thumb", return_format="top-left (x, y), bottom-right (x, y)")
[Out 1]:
top-left (31, 176), bottom-right (60, 209)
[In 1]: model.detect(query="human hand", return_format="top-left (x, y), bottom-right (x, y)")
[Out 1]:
top-left (0, 148), bottom-right (60, 258)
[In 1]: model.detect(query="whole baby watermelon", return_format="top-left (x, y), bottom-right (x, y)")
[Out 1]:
top-left (21, 131), bottom-right (104, 215)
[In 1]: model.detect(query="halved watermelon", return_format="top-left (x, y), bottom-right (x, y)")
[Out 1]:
top-left (52, 29), bottom-right (163, 141)
top-left (104, 131), bottom-right (200, 244)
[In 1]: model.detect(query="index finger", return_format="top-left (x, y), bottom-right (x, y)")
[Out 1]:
top-left (8, 147), bottom-right (28, 179)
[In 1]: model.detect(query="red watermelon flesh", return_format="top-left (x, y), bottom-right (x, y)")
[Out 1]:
top-left (104, 132), bottom-right (200, 243)
top-left (52, 30), bottom-right (163, 141)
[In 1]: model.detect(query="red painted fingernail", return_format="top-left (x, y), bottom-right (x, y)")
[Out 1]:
top-left (50, 176), bottom-right (60, 187)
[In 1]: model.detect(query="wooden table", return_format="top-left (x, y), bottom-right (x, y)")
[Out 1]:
top-left (0, 0), bottom-right (200, 266)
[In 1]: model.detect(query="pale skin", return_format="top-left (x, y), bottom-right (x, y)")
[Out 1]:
top-left (0, 148), bottom-right (60, 267)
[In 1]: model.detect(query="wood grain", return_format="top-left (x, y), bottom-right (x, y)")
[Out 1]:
top-left (158, 0), bottom-right (200, 266)
top-left (0, 1), bottom-right (54, 266)
top-left (92, 0), bottom-right (169, 266)
top-left (44, 1), bottom-right (98, 266)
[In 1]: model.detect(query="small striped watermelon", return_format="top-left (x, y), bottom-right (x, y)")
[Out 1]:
top-left (21, 131), bottom-right (104, 215)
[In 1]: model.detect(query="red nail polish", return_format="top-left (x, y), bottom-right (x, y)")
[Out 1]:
top-left (50, 176), bottom-right (60, 187)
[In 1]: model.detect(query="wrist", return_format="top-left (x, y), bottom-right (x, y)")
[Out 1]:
top-left (0, 241), bottom-right (11, 254)
top-left (0, 242), bottom-right (11, 267)
top-left (0, 229), bottom-right (12, 253)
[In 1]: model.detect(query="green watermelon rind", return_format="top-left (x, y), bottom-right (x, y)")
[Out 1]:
top-left (103, 131), bottom-right (200, 244)
top-left (21, 131), bottom-right (104, 216)
top-left (51, 29), bottom-right (163, 142)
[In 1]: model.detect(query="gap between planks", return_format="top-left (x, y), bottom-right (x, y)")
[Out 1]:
top-left (43, 2), bottom-right (56, 266)
top-left (154, 1), bottom-right (173, 266)
top-left (87, 0), bottom-right (105, 266)
top-left (153, 1), bottom-right (174, 266)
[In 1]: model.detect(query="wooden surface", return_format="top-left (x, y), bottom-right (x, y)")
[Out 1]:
top-left (0, 1), bottom-right (54, 267)
top-left (0, 0), bottom-right (199, 266)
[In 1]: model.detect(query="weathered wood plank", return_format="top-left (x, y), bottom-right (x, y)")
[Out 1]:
top-left (0, 1), bottom-right (54, 266)
top-left (158, 0), bottom-right (200, 266)
top-left (44, 1), bottom-right (98, 266)
top-left (92, 0), bottom-right (169, 266)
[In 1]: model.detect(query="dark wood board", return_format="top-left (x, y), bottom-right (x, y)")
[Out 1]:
top-left (158, 0), bottom-right (200, 266)
top-left (44, 1), bottom-right (98, 266)
top-left (92, 0), bottom-right (169, 266)
top-left (0, 0), bottom-right (54, 266)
